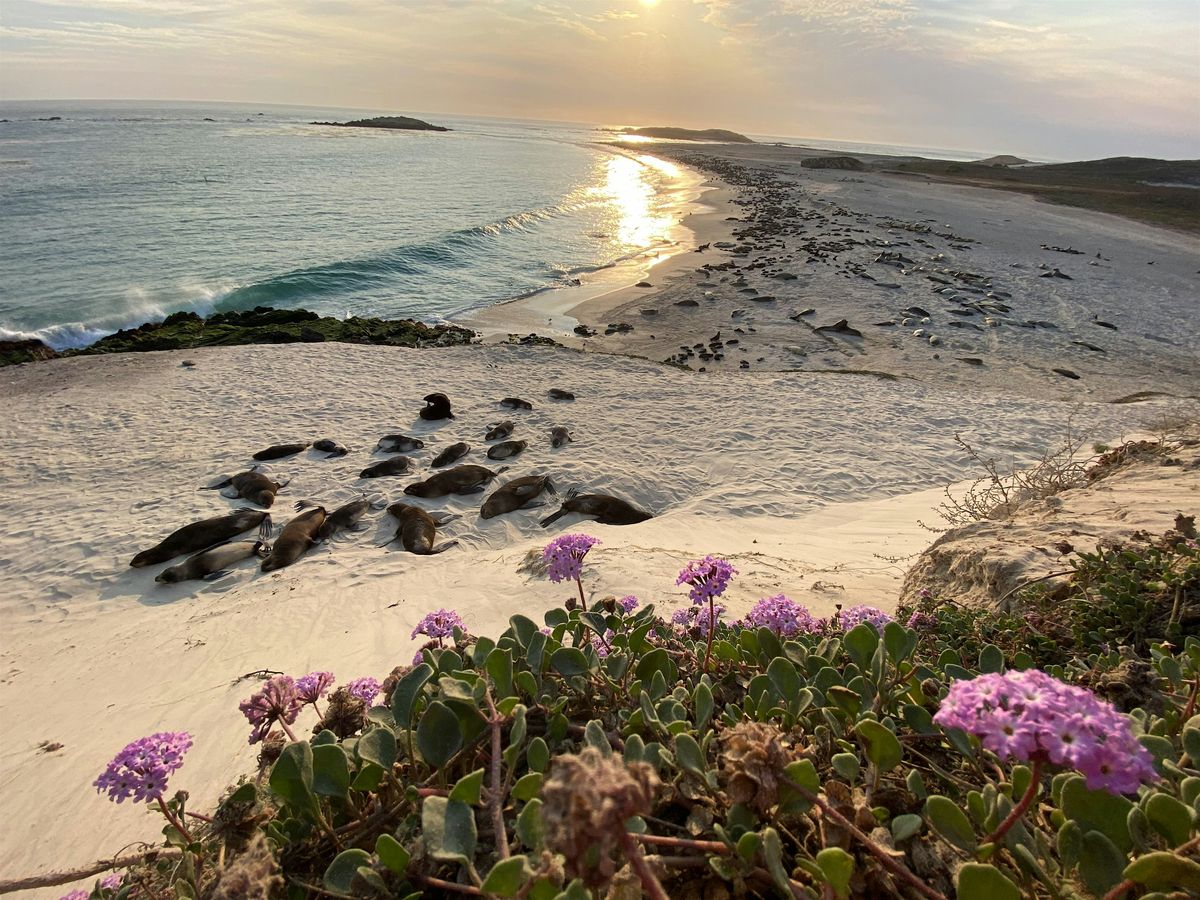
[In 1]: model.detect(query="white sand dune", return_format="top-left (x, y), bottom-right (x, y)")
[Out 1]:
top-left (0, 341), bottom-right (1181, 893)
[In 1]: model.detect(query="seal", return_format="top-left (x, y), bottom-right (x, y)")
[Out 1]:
top-left (313, 438), bottom-right (349, 458)
top-left (431, 441), bottom-right (470, 468)
top-left (382, 503), bottom-right (460, 554)
top-left (550, 426), bottom-right (574, 449)
top-left (253, 442), bottom-right (311, 461)
top-left (130, 509), bottom-right (272, 567)
top-left (155, 540), bottom-right (270, 583)
top-left (487, 439), bottom-right (528, 460)
top-left (360, 456), bottom-right (414, 478)
top-left (378, 434), bottom-right (425, 452)
top-left (480, 474), bottom-right (555, 519)
top-left (540, 492), bottom-right (653, 527)
top-left (296, 496), bottom-right (383, 540)
top-left (201, 469), bottom-right (288, 507)
top-left (485, 421), bottom-right (515, 441)
top-left (420, 392), bottom-right (454, 420)
top-left (261, 506), bottom-right (326, 572)
top-left (405, 464), bottom-right (506, 498)
top-left (548, 388), bottom-right (575, 401)
top-left (500, 397), bottom-right (533, 410)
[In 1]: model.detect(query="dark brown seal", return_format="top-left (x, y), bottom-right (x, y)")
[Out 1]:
top-left (130, 509), bottom-right (272, 567)
top-left (485, 421), bottom-right (515, 441)
top-left (252, 442), bottom-right (311, 461)
top-left (313, 438), bottom-right (349, 458)
top-left (297, 496), bottom-right (380, 540)
top-left (261, 506), bottom-right (326, 572)
top-left (155, 540), bottom-right (269, 583)
top-left (377, 434), bottom-right (424, 452)
top-left (499, 397), bottom-right (533, 410)
top-left (540, 493), bottom-right (653, 527)
top-left (487, 439), bottom-right (527, 460)
top-left (201, 470), bottom-right (288, 507)
top-left (360, 456), bottom-right (414, 478)
top-left (431, 442), bottom-right (470, 467)
top-left (480, 474), bottom-right (555, 519)
top-left (382, 503), bottom-right (459, 554)
top-left (550, 426), bottom-right (574, 449)
top-left (420, 392), bottom-right (454, 420)
top-left (405, 464), bottom-right (506, 498)
top-left (548, 388), bottom-right (575, 401)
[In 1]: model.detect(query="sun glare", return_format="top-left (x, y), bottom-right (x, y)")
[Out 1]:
top-left (638, 0), bottom-right (660, 7)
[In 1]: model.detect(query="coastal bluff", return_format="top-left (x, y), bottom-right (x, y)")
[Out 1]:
top-left (310, 115), bottom-right (450, 132)
top-left (621, 125), bottom-right (754, 143)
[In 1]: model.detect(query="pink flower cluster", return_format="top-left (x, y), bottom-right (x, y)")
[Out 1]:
top-left (744, 595), bottom-right (819, 635)
top-left (543, 534), bottom-right (600, 583)
top-left (239, 675), bottom-right (301, 744)
top-left (346, 676), bottom-right (382, 705)
top-left (933, 669), bottom-right (1158, 795)
top-left (677, 555), bottom-right (737, 605)
top-left (837, 605), bottom-right (893, 632)
top-left (295, 671), bottom-right (335, 704)
top-left (94, 731), bottom-right (193, 804)
top-left (412, 608), bottom-right (465, 640)
top-left (618, 595), bottom-right (640, 613)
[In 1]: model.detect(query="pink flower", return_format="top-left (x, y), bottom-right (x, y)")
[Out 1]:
top-left (94, 732), bottom-right (192, 804)
top-left (544, 534), bottom-right (600, 583)
top-left (677, 556), bottom-right (737, 605)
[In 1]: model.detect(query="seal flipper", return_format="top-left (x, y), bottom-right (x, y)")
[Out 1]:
top-left (201, 475), bottom-right (233, 491)
top-left (539, 506), bottom-right (569, 528)
top-left (258, 515), bottom-right (274, 543)
top-left (219, 487), bottom-right (240, 499)
top-left (434, 513), bottom-right (461, 526)
top-left (519, 500), bottom-right (546, 511)
top-left (430, 540), bottom-right (459, 554)
top-left (202, 570), bottom-right (232, 581)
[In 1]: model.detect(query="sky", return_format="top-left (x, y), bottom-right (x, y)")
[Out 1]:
top-left (2, 0), bottom-right (1198, 160)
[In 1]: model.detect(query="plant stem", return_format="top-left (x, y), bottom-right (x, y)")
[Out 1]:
top-left (575, 576), bottom-right (588, 612)
top-left (278, 719), bottom-right (299, 743)
top-left (636, 834), bottom-right (730, 854)
top-left (0, 849), bottom-right (183, 893)
top-left (156, 797), bottom-right (194, 845)
top-left (619, 832), bottom-right (670, 900)
top-left (984, 759), bottom-right (1041, 847)
top-left (484, 691), bottom-right (511, 860)
top-left (413, 875), bottom-right (484, 895)
top-left (702, 596), bottom-right (716, 672)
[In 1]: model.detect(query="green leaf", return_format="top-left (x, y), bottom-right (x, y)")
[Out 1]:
top-left (510, 614), bottom-right (539, 648)
top-left (1124, 851), bottom-right (1200, 891)
top-left (778, 759), bottom-right (819, 815)
top-left (694, 681), bottom-right (714, 732)
top-left (925, 795), bottom-right (977, 851)
top-left (392, 663), bottom-right (433, 729)
top-left (486, 648), bottom-right (514, 698)
top-left (584, 719), bottom-right (611, 755)
top-left (482, 855), bottom-right (530, 896)
top-left (312, 729), bottom-right (338, 746)
top-left (422, 796), bottom-right (477, 863)
top-left (543, 607), bottom-right (568, 627)
top-left (416, 700), bottom-right (463, 769)
top-left (269, 742), bottom-right (318, 817)
top-left (883, 621), bottom-right (917, 664)
top-left (375, 833), bottom-right (410, 875)
top-left (956, 863), bottom-right (1020, 900)
top-left (449, 768), bottom-right (485, 805)
top-left (761, 827), bottom-right (792, 898)
top-left (1183, 726), bottom-right (1200, 763)
top-left (906, 769), bottom-right (927, 801)
top-left (311, 744), bottom-right (351, 799)
top-left (635, 647), bottom-right (677, 684)
top-left (736, 831), bottom-right (762, 863)
top-left (324, 849), bottom-right (371, 893)
top-left (902, 703), bottom-right (936, 734)
top-left (892, 814), bottom-right (923, 842)
top-left (767, 656), bottom-right (801, 699)
top-left (1079, 830), bottom-right (1126, 896)
top-left (1057, 820), bottom-right (1082, 869)
top-left (816, 847), bottom-right (854, 899)
top-left (831, 752), bottom-right (860, 782)
top-left (549, 647), bottom-right (590, 677)
top-left (978, 644), bottom-right (1005, 674)
top-left (527, 737), bottom-right (550, 773)
top-left (843, 623), bottom-right (879, 669)
top-left (526, 632), bottom-right (548, 676)
top-left (856, 719), bottom-right (902, 773)
top-left (513, 772), bottom-right (544, 802)
top-left (358, 727), bottom-right (397, 771)
top-left (1144, 793), bottom-right (1194, 846)
top-left (516, 798), bottom-right (544, 850)
top-left (1061, 776), bottom-right (1134, 853)
top-left (674, 733), bottom-right (707, 777)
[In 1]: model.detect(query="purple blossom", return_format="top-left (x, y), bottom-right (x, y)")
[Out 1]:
top-left (906, 611), bottom-right (937, 631)
top-left (672, 604), bottom-right (727, 637)
top-left (677, 556), bottom-right (737, 605)
top-left (933, 669), bottom-right (1158, 795)
top-left (59, 892), bottom-right (89, 900)
top-left (543, 534), bottom-right (600, 583)
top-left (100, 873), bottom-right (123, 890)
top-left (594, 629), bottom-right (617, 658)
top-left (94, 731), bottom-right (192, 804)
top-left (346, 677), bottom-right (382, 705)
top-left (618, 595), bottom-right (640, 613)
top-left (412, 650), bottom-right (425, 667)
top-left (411, 608), bottom-right (465, 641)
top-left (837, 605), bottom-right (894, 632)
top-left (744, 595), bottom-right (819, 635)
top-left (295, 671), bottom-right (335, 704)
top-left (239, 675), bottom-right (302, 745)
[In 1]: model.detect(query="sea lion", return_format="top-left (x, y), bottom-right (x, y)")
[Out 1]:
top-left (480, 474), bottom-right (555, 519)
top-left (297, 496), bottom-right (382, 540)
top-left (360, 457), bottom-right (414, 478)
top-left (378, 434), bottom-right (425, 453)
top-left (201, 469), bottom-right (288, 508)
top-left (431, 442), bottom-right (470, 467)
top-left (420, 392), bottom-right (454, 420)
top-left (405, 464), bottom-right (506, 498)
top-left (130, 509), bottom-right (272, 568)
top-left (253, 442), bottom-right (311, 461)
top-left (314, 438), bottom-right (349, 458)
top-left (499, 397), bottom-right (533, 410)
top-left (540, 492), bottom-right (653, 527)
top-left (485, 421), bottom-right (515, 441)
top-left (548, 388), bottom-right (575, 401)
top-left (550, 426), bottom-right (574, 449)
top-left (156, 540), bottom-right (270, 583)
top-left (487, 439), bottom-right (528, 461)
top-left (261, 506), bottom-right (326, 572)
top-left (382, 503), bottom-right (460, 554)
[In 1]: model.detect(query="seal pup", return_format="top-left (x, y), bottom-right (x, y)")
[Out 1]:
top-left (420, 392), bottom-right (454, 421)
top-left (540, 492), bottom-right (653, 527)
top-left (382, 503), bottom-right (459, 554)
top-left (261, 506), bottom-right (326, 572)
top-left (485, 421), bottom-right (515, 441)
top-left (431, 442), bottom-right (470, 468)
top-left (130, 509), bottom-right (272, 567)
top-left (155, 540), bottom-right (270, 583)
top-left (313, 438), bottom-right (349, 458)
top-left (296, 496), bottom-right (385, 540)
top-left (377, 434), bottom-right (425, 453)
top-left (253, 442), bottom-right (311, 461)
top-left (405, 464), bottom-right (507, 498)
top-left (550, 426), bottom-right (574, 449)
top-left (487, 439), bottom-right (528, 461)
top-left (500, 397), bottom-right (533, 410)
top-left (480, 474), bottom-right (555, 519)
top-left (360, 457), bottom-right (414, 479)
top-left (201, 469), bottom-right (288, 508)
top-left (548, 388), bottom-right (575, 401)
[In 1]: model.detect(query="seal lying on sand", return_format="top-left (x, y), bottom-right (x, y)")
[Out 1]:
top-left (487, 439), bottom-right (527, 460)
top-left (383, 503), bottom-right (459, 554)
top-left (360, 457), bottom-right (414, 478)
top-left (296, 496), bottom-right (383, 540)
top-left (431, 442), bottom-right (470, 467)
top-left (130, 509), bottom-right (272, 567)
top-left (261, 506), bottom-right (326, 572)
top-left (202, 469), bottom-right (288, 508)
top-left (405, 464), bottom-right (506, 498)
top-left (377, 434), bottom-right (424, 453)
top-left (156, 540), bottom-right (270, 583)
top-left (481, 474), bottom-right (555, 519)
top-left (548, 388), bottom-right (575, 401)
top-left (550, 426), bottom-right (573, 449)
top-left (486, 421), bottom-right (515, 441)
top-left (253, 442), bottom-right (310, 461)
top-left (314, 438), bottom-right (349, 458)
top-left (500, 397), bottom-right (533, 410)
top-left (420, 392), bottom-right (454, 420)
top-left (540, 492), bottom-right (653, 527)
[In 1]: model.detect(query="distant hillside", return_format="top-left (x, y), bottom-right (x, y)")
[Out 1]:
top-left (622, 126), bottom-right (754, 143)
top-left (975, 154), bottom-right (1030, 166)
top-left (311, 116), bottom-right (450, 132)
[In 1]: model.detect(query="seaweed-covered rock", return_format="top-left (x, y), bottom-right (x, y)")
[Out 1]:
top-left (0, 338), bottom-right (59, 366)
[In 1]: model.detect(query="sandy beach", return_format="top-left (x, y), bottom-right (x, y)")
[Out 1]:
top-left (1, 145), bottom-right (1198, 895)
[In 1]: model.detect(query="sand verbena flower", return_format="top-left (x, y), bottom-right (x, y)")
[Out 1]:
top-left (239, 675), bottom-right (302, 744)
top-left (837, 605), bottom-right (893, 632)
top-left (345, 676), bottom-right (381, 705)
top-left (745, 595), bottom-right (819, 635)
top-left (295, 671), bottom-right (334, 705)
top-left (411, 608), bottom-right (465, 642)
top-left (94, 731), bottom-right (193, 804)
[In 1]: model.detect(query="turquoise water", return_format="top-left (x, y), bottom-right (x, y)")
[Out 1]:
top-left (0, 101), bottom-right (701, 348)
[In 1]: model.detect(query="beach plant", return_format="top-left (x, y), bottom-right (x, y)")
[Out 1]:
top-left (544, 533), bottom-right (600, 610)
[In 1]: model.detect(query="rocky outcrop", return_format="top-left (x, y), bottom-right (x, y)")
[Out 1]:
top-left (0, 338), bottom-right (59, 366)
top-left (621, 127), bottom-right (754, 144)
top-left (311, 116), bottom-right (450, 132)
top-left (800, 156), bottom-right (866, 171)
